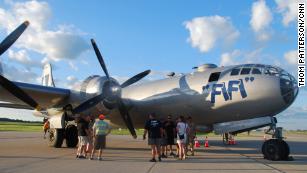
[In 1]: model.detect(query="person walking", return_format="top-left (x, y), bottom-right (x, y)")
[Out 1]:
top-left (176, 116), bottom-right (189, 160)
top-left (90, 114), bottom-right (111, 161)
top-left (163, 115), bottom-right (176, 156)
top-left (143, 113), bottom-right (163, 162)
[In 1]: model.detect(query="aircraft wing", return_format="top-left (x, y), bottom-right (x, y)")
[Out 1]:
top-left (0, 81), bottom-right (70, 109)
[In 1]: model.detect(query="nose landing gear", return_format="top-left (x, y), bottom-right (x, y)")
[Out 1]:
top-left (262, 125), bottom-right (291, 161)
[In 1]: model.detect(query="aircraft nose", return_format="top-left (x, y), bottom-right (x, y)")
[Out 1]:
top-left (280, 71), bottom-right (299, 105)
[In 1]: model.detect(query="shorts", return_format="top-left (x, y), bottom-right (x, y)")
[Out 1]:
top-left (148, 138), bottom-right (161, 146)
top-left (166, 136), bottom-right (175, 145)
top-left (94, 135), bottom-right (106, 150)
top-left (78, 136), bottom-right (89, 146)
top-left (160, 138), bottom-right (167, 146)
top-left (177, 134), bottom-right (187, 144)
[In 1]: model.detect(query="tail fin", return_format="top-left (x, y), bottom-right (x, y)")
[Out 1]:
top-left (42, 63), bottom-right (55, 87)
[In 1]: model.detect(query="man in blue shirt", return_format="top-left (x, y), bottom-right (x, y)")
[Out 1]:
top-left (143, 113), bottom-right (163, 162)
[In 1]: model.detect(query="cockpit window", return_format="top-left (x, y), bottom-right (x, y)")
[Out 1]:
top-left (208, 72), bottom-right (221, 82)
top-left (240, 68), bottom-right (251, 75)
top-left (264, 67), bottom-right (279, 76)
top-left (230, 68), bottom-right (240, 76)
top-left (252, 68), bottom-right (262, 74)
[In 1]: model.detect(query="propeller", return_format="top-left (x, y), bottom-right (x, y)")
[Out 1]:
top-left (71, 39), bottom-right (151, 138)
top-left (0, 74), bottom-right (41, 110)
top-left (0, 21), bottom-right (29, 56)
top-left (0, 21), bottom-right (41, 110)
top-left (91, 39), bottom-right (110, 79)
top-left (120, 70), bottom-right (151, 88)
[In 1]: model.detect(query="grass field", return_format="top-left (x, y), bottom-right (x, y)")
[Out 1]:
top-left (0, 121), bottom-right (43, 132)
top-left (1, 121), bottom-right (306, 136)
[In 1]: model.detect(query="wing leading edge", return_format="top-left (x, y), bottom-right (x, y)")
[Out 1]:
top-left (0, 81), bottom-right (70, 109)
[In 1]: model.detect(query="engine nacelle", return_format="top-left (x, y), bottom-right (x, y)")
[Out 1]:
top-left (49, 111), bottom-right (65, 129)
top-left (68, 75), bottom-right (120, 117)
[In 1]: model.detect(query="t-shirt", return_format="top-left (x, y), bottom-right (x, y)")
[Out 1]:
top-left (93, 120), bottom-right (110, 135)
top-left (77, 119), bottom-right (88, 136)
top-left (177, 122), bottom-right (188, 135)
top-left (164, 121), bottom-right (175, 138)
top-left (144, 119), bottom-right (162, 138)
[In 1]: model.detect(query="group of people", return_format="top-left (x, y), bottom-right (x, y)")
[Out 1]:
top-left (143, 113), bottom-right (196, 162)
top-left (75, 114), bottom-right (111, 160)
top-left (43, 113), bottom-right (196, 162)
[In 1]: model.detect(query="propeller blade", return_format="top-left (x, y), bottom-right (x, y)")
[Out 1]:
top-left (91, 39), bottom-right (110, 79)
top-left (121, 70), bottom-right (151, 88)
top-left (72, 94), bottom-right (105, 114)
top-left (117, 99), bottom-right (137, 139)
top-left (0, 74), bottom-right (40, 110)
top-left (0, 21), bottom-right (29, 56)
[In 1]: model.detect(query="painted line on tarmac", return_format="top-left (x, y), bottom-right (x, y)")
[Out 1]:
top-left (224, 145), bottom-right (286, 173)
top-left (146, 162), bottom-right (156, 173)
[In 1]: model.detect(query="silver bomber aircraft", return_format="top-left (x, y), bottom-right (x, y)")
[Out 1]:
top-left (0, 21), bottom-right (299, 161)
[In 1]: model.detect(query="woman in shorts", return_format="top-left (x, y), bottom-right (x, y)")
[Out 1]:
top-left (176, 116), bottom-right (189, 160)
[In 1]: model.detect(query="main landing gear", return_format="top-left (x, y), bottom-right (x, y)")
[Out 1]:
top-left (262, 125), bottom-right (291, 161)
top-left (48, 124), bottom-right (78, 148)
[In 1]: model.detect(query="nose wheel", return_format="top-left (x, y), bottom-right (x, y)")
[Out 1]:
top-left (262, 139), bottom-right (289, 160)
top-left (261, 124), bottom-right (291, 161)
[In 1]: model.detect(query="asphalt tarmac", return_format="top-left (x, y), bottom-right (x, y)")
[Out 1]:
top-left (0, 132), bottom-right (306, 173)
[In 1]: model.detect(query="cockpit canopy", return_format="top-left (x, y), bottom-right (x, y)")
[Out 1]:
top-left (227, 64), bottom-right (298, 105)
top-left (229, 64), bottom-right (295, 81)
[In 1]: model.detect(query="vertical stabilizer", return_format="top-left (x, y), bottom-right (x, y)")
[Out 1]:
top-left (42, 63), bottom-right (55, 87)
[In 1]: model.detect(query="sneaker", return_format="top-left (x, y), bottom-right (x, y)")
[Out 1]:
top-left (76, 155), bottom-right (79, 159)
top-left (98, 157), bottom-right (103, 161)
top-left (89, 157), bottom-right (94, 160)
top-left (161, 154), bottom-right (167, 158)
top-left (158, 157), bottom-right (162, 162)
top-left (149, 158), bottom-right (156, 162)
top-left (78, 155), bottom-right (86, 159)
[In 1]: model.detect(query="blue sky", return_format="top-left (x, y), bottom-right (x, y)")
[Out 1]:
top-left (0, 0), bottom-right (306, 129)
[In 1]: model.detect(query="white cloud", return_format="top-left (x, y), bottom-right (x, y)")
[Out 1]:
top-left (220, 50), bottom-right (241, 66)
top-left (2, 62), bottom-right (38, 83)
top-left (184, 15), bottom-right (240, 53)
top-left (275, 0), bottom-right (304, 26)
top-left (250, 0), bottom-right (273, 41)
top-left (68, 61), bottom-right (78, 71)
top-left (219, 48), bottom-right (274, 66)
top-left (8, 49), bottom-right (42, 68)
top-left (0, 0), bottom-right (90, 62)
top-left (284, 50), bottom-right (297, 65)
top-left (64, 75), bottom-right (81, 89)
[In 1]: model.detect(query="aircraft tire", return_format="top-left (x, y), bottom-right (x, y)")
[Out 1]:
top-left (48, 128), bottom-right (64, 148)
top-left (277, 140), bottom-right (290, 160)
top-left (262, 139), bottom-right (289, 161)
top-left (65, 125), bottom-right (78, 148)
top-left (262, 139), bottom-right (280, 160)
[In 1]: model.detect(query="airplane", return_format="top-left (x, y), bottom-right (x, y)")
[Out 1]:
top-left (0, 21), bottom-right (299, 161)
